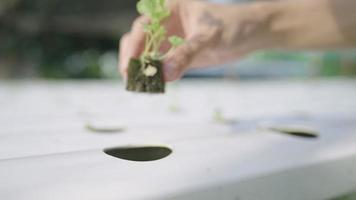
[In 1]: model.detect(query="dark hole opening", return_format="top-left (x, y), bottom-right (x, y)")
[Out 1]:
top-left (104, 146), bottom-right (172, 162)
top-left (270, 127), bottom-right (319, 139)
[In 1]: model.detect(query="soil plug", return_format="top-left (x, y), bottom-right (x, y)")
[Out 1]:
top-left (127, 58), bottom-right (165, 93)
top-left (126, 0), bottom-right (184, 94)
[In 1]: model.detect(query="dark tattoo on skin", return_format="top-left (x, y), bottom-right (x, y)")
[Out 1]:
top-left (196, 11), bottom-right (224, 47)
top-left (199, 11), bottom-right (224, 28)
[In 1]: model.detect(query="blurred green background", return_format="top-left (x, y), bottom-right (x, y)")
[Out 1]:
top-left (1, 0), bottom-right (356, 79)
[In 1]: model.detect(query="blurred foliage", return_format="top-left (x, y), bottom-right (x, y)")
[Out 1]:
top-left (0, 0), bottom-right (356, 79)
top-left (0, 0), bottom-right (136, 79)
top-left (331, 191), bottom-right (356, 200)
top-left (255, 51), bottom-right (309, 62)
top-left (254, 50), bottom-right (356, 77)
top-left (1, 28), bottom-right (119, 78)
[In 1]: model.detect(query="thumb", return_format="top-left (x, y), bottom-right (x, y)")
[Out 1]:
top-left (163, 33), bottom-right (214, 81)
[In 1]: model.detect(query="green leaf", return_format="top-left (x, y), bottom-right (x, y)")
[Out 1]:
top-left (137, 0), bottom-right (170, 22)
top-left (168, 36), bottom-right (185, 47)
top-left (143, 24), bottom-right (151, 33)
top-left (144, 22), bottom-right (158, 33)
top-left (137, 0), bottom-right (154, 16)
top-left (137, 0), bottom-right (174, 59)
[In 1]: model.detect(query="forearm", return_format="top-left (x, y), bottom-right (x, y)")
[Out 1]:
top-left (221, 0), bottom-right (356, 54)
top-left (266, 0), bottom-right (356, 49)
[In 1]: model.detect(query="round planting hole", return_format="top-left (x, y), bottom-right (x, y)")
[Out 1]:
top-left (269, 126), bottom-right (319, 138)
top-left (104, 146), bottom-right (172, 162)
top-left (85, 123), bottom-right (125, 134)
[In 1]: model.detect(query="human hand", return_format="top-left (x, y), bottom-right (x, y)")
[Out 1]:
top-left (119, 0), bottom-right (278, 81)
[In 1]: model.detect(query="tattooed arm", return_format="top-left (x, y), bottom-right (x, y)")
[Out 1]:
top-left (119, 0), bottom-right (356, 81)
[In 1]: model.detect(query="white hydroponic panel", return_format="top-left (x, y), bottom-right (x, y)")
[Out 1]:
top-left (0, 79), bottom-right (356, 200)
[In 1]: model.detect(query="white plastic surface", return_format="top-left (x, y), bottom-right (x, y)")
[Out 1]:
top-left (0, 79), bottom-right (356, 200)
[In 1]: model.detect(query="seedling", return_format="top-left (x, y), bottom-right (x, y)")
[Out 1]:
top-left (126, 0), bottom-right (185, 94)
top-left (168, 103), bottom-right (181, 113)
top-left (213, 108), bottom-right (239, 125)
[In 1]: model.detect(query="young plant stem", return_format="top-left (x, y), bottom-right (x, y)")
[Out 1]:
top-left (143, 31), bottom-right (154, 58)
top-left (153, 37), bottom-right (164, 53)
top-left (126, 0), bottom-right (185, 94)
top-left (150, 33), bottom-right (164, 57)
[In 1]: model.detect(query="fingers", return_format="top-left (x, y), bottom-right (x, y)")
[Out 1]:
top-left (119, 33), bottom-right (130, 78)
top-left (163, 33), bottom-right (215, 82)
top-left (130, 16), bottom-right (149, 56)
top-left (118, 16), bottom-right (149, 78)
